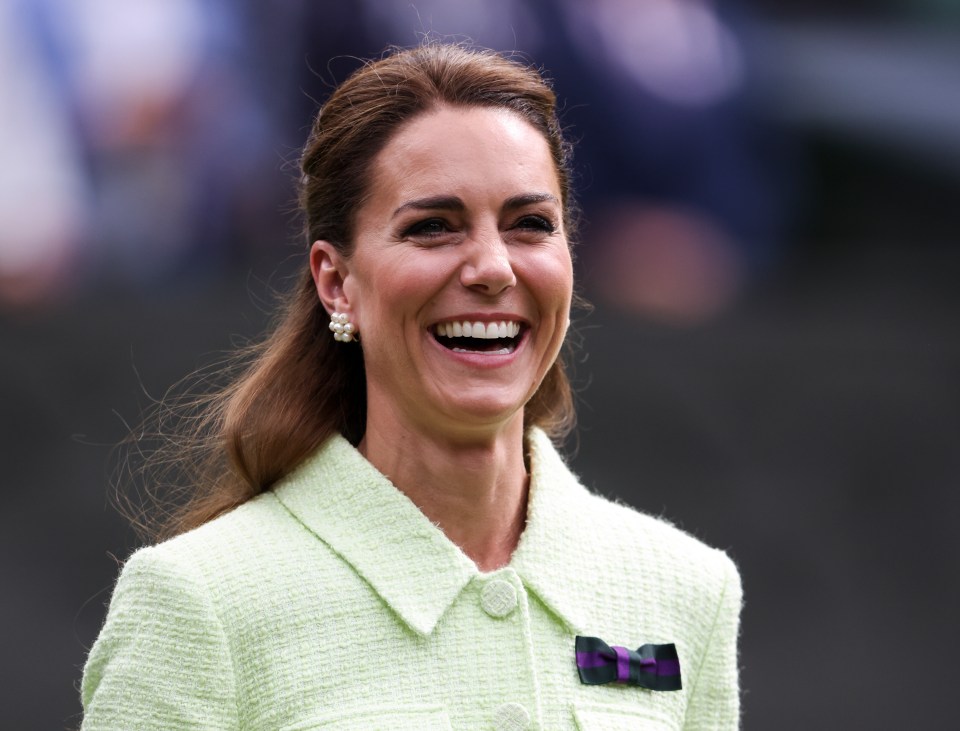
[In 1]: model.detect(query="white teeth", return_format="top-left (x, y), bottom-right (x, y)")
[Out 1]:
top-left (434, 320), bottom-right (523, 340)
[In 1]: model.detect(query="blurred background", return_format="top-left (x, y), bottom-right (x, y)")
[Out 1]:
top-left (1, 0), bottom-right (957, 728)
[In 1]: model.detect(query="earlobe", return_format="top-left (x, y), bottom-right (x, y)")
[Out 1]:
top-left (309, 241), bottom-right (350, 315)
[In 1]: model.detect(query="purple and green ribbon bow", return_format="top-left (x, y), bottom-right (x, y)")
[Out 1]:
top-left (575, 636), bottom-right (682, 691)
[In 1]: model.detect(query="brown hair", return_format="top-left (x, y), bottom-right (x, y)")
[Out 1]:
top-left (128, 43), bottom-right (579, 542)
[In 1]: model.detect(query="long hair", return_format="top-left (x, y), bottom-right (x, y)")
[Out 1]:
top-left (126, 43), bottom-right (580, 542)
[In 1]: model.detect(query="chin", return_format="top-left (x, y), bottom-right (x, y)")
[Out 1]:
top-left (437, 395), bottom-right (527, 433)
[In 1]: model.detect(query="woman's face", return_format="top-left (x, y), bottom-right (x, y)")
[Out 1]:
top-left (314, 105), bottom-right (573, 442)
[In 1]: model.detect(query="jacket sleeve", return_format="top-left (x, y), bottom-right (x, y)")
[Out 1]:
top-left (683, 553), bottom-right (743, 730)
top-left (81, 545), bottom-right (239, 730)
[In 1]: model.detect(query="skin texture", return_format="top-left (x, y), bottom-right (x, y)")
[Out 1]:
top-left (310, 105), bottom-right (573, 570)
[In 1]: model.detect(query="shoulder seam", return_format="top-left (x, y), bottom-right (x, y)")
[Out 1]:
top-left (684, 554), bottom-right (734, 705)
top-left (156, 545), bottom-right (242, 726)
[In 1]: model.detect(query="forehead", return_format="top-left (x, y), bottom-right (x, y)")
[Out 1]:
top-left (365, 105), bottom-right (561, 208)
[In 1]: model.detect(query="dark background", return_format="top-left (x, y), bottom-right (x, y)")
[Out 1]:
top-left (1, 1), bottom-right (958, 729)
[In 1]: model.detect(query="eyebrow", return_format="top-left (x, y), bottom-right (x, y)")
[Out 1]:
top-left (391, 192), bottom-right (559, 219)
top-left (392, 196), bottom-right (464, 219)
top-left (503, 193), bottom-right (560, 211)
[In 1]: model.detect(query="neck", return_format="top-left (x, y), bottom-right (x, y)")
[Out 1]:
top-left (359, 414), bottom-right (529, 572)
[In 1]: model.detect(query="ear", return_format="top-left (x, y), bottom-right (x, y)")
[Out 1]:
top-left (309, 241), bottom-right (352, 317)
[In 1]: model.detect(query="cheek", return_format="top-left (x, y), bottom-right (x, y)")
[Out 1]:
top-left (350, 255), bottom-right (445, 335)
top-left (531, 249), bottom-right (574, 312)
top-left (540, 255), bottom-right (574, 355)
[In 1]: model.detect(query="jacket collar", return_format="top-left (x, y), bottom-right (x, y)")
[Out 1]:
top-left (272, 429), bottom-right (595, 636)
top-left (510, 428), bottom-right (595, 634)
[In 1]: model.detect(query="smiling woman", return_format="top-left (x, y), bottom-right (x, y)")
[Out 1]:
top-left (81, 44), bottom-right (742, 731)
top-left (315, 105), bottom-right (573, 467)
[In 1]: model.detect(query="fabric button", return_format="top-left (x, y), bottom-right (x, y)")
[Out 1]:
top-left (480, 579), bottom-right (518, 618)
top-left (493, 701), bottom-right (530, 731)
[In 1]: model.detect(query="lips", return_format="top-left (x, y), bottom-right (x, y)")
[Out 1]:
top-left (431, 319), bottom-right (525, 354)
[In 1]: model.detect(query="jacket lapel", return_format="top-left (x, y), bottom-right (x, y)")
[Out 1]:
top-left (272, 435), bottom-right (477, 636)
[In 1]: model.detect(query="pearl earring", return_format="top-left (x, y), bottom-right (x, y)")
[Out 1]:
top-left (328, 311), bottom-right (357, 342)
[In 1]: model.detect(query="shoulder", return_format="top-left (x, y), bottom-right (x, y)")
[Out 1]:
top-left (523, 428), bottom-right (741, 638)
top-left (585, 486), bottom-right (737, 589)
top-left (82, 531), bottom-right (241, 726)
top-left (529, 428), bottom-right (738, 593)
top-left (178, 483), bottom-right (319, 557)
top-left (591, 489), bottom-right (741, 646)
top-left (564, 482), bottom-right (741, 628)
top-left (108, 491), bottom-right (317, 625)
top-left (147, 489), bottom-right (299, 568)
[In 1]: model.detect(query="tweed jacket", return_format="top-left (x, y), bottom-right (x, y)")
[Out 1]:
top-left (81, 429), bottom-right (741, 730)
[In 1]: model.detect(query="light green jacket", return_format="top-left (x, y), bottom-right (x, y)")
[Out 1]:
top-left (82, 429), bottom-right (741, 730)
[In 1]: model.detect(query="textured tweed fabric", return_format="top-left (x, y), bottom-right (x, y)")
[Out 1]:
top-left (82, 429), bottom-right (741, 730)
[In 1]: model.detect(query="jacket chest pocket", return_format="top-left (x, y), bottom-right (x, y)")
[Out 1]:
top-left (280, 705), bottom-right (451, 730)
top-left (573, 702), bottom-right (678, 731)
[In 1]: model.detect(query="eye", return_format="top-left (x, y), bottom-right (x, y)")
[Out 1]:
top-left (514, 215), bottom-right (556, 233)
top-left (403, 218), bottom-right (450, 237)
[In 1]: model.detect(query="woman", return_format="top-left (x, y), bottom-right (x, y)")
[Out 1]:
top-left (81, 44), bottom-right (741, 730)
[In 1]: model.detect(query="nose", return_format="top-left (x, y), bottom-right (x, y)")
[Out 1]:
top-left (460, 232), bottom-right (517, 295)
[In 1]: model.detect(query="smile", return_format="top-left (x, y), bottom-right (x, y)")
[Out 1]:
top-left (432, 320), bottom-right (524, 355)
